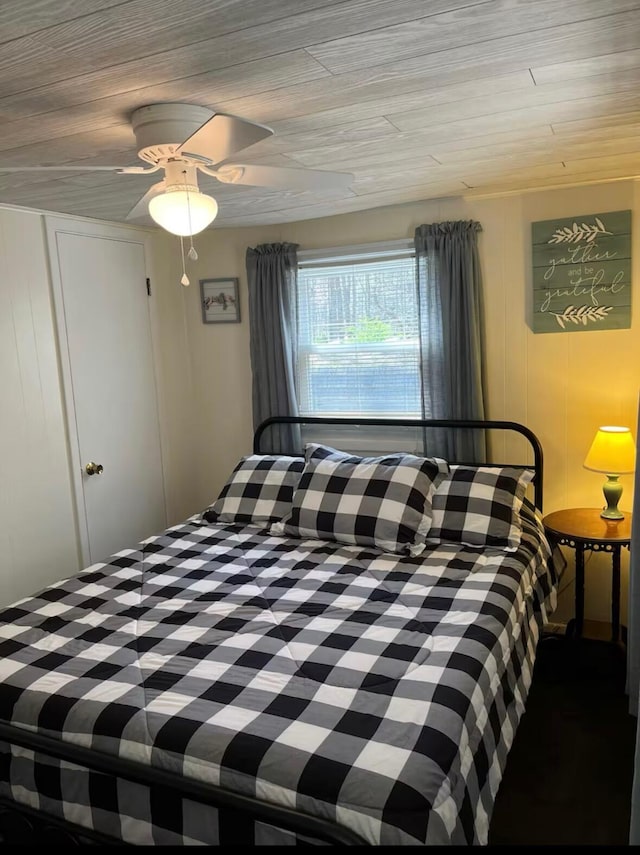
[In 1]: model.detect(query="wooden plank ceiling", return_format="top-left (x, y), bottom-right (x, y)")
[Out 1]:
top-left (1, 0), bottom-right (640, 227)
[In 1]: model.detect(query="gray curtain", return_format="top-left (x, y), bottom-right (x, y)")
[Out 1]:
top-left (246, 242), bottom-right (301, 454)
top-left (414, 220), bottom-right (486, 462)
top-left (627, 394), bottom-right (640, 843)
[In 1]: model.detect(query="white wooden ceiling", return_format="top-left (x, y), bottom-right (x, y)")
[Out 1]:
top-left (2, 0), bottom-right (640, 228)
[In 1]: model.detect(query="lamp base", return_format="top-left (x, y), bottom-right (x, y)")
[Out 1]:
top-left (601, 509), bottom-right (624, 520)
top-left (601, 474), bottom-right (624, 520)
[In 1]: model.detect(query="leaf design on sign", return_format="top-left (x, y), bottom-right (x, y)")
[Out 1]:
top-left (551, 305), bottom-right (613, 328)
top-left (548, 218), bottom-right (613, 244)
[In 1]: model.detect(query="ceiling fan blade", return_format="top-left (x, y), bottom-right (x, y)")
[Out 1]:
top-left (215, 163), bottom-right (353, 192)
top-left (126, 181), bottom-right (165, 221)
top-left (178, 113), bottom-right (273, 164)
top-left (0, 165), bottom-right (124, 172)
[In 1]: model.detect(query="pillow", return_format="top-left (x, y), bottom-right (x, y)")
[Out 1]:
top-left (305, 442), bottom-right (413, 465)
top-left (305, 443), bottom-right (449, 477)
top-left (203, 454), bottom-right (304, 525)
top-left (272, 446), bottom-right (449, 555)
top-left (425, 465), bottom-right (535, 551)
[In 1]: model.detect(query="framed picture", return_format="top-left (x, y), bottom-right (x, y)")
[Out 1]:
top-left (200, 278), bottom-right (240, 324)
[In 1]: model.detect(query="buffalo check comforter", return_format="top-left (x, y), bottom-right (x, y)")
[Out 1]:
top-left (0, 505), bottom-right (557, 845)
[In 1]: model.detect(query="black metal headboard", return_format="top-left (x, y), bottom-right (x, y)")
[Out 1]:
top-left (253, 416), bottom-right (544, 510)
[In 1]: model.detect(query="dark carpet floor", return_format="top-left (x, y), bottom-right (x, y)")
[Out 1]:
top-left (489, 637), bottom-right (637, 846)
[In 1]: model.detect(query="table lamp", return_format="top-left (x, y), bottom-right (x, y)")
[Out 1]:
top-left (583, 425), bottom-right (636, 519)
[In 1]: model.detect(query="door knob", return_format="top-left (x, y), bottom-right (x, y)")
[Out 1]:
top-left (85, 461), bottom-right (104, 476)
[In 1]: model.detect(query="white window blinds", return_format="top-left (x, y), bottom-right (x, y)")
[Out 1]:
top-left (296, 255), bottom-right (421, 418)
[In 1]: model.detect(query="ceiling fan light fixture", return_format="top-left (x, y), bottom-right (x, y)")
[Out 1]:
top-left (148, 187), bottom-right (218, 236)
top-left (0, 105), bottom-right (353, 234)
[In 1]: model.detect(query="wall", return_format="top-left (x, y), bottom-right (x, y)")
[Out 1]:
top-left (0, 208), bottom-right (79, 605)
top-left (146, 231), bottom-right (199, 525)
top-left (173, 179), bottom-right (640, 625)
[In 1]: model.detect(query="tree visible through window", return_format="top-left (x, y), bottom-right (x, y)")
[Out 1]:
top-left (296, 256), bottom-right (421, 417)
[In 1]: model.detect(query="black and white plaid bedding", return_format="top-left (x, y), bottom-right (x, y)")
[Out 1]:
top-left (427, 465), bottom-right (534, 551)
top-left (0, 505), bottom-right (557, 845)
top-left (273, 449), bottom-right (448, 555)
top-left (203, 454), bottom-right (305, 524)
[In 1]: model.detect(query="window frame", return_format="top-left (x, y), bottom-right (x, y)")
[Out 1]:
top-left (295, 239), bottom-right (421, 422)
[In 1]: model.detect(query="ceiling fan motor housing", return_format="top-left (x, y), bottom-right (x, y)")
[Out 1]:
top-left (131, 103), bottom-right (214, 164)
top-left (163, 160), bottom-right (199, 191)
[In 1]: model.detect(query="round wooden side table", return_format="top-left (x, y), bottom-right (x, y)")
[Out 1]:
top-left (542, 507), bottom-right (632, 643)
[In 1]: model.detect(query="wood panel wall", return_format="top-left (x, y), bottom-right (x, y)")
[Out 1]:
top-left (0, 209), bottom-right (79, 605)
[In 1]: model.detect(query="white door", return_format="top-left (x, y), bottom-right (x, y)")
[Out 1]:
top-left (48, 221), bottom-right (166, 565)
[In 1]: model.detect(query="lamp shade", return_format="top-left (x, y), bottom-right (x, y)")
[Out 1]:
top-left (583, 425), bottom-right (636, 474)
top-left (148, 188), bottom-right (218, 236)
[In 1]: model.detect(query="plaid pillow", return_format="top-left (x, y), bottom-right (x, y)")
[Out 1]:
top-left (305, 442), bottom-right (412, 465)
top-left (425, 465), bottom-right (535, 551)
top-left (203, 455), bottom-right (304, 525)
top-left (273, 447), bottom-right (449, 555)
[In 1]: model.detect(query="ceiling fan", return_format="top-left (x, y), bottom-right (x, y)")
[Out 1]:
top-left (0, 103), bottom-right (353, 235)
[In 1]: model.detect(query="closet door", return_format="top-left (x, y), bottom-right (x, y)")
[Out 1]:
top-left (47, 219), bottom-right (166, 566)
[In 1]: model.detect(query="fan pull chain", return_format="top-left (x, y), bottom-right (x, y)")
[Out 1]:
top-left (179, 235), bottom-right (190, 286)
top-left (184, 171), bottom-right (198, 261)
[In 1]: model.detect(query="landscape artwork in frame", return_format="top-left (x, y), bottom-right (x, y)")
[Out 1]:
top-left (531, 210), bottom-right (632, 333)
top-left (200, 278), bottom-right (240, 324)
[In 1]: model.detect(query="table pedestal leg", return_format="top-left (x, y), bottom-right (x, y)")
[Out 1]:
top-left (575, 545), bottom-right (585, 638)
top-left (611, 546), bottom-right (621, 644)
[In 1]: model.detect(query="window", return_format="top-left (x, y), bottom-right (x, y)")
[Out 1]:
top-left (295, 247), bottom-right (422, 418)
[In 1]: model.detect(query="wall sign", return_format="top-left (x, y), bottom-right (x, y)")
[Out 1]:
top-left (531, 210), bottom-right (632, 333)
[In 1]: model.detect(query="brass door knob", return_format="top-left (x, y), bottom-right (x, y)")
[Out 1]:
top-left (85, 462), bottom-right (104, 476)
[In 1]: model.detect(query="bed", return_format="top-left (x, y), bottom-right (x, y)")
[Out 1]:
top-left (0, 417), bottom-right (558, 846)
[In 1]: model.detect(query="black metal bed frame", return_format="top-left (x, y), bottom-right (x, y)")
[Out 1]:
top-left (0, 416), bottom-right (544, 847)
top-left (254, 416), bottom-right (544, 509)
